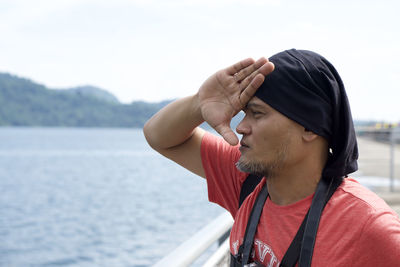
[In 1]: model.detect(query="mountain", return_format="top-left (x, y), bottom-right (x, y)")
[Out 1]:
top-left (0, 72), bottom-right (171, 127)
top-left (59, 85), bottom-right (120, 104)
top-left (0, 72), bottom-right (383, 129)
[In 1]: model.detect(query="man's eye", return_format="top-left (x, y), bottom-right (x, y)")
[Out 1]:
top-left (244, 108), bottom-right (264, 117)
top-left (252, 110), bottom-right (263, 116)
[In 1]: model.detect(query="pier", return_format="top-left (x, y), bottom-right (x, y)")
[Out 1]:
top-left (356, 136), bottom-right (400, 214)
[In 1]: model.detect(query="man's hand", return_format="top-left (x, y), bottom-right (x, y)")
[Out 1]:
top-left (198, 57), bottom-right (275, 145)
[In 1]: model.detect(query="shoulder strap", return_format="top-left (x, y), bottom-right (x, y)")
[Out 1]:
top-left (280, 177), bottom-right (342, 267)
top-left (241, 183), bottom-right (269, 265)
top-left (239, 176), bottom-right (343, 267)
top-left (297, 177), bottom-right (343, 266)
top-left (239, 173), bottom-right (263, 208)
top-left (230, 173), bottom-right (263, 267)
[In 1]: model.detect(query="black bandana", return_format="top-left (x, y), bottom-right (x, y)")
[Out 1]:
top-left (254, 49), bottom-right (358, 178)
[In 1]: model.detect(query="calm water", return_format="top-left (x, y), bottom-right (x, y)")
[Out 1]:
top-left (0, 128), bottom-right (223, 267)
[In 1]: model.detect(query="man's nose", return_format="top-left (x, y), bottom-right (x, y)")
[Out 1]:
top-left (236, 116), bottom-right (251, 135)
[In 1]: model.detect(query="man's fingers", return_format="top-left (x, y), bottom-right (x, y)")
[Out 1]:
top-left (226, 58), bottom-right (255, 75)
top-left (233, 57), bottom-right (268, 82)
top-left (239, 74), bottom-right (265, 106)
top-left (257, 61), bottom-right (275, 76)
top-left (240, 61), bottom-right (275, 90)
top-left (214, 124), bottom-right (239, 146)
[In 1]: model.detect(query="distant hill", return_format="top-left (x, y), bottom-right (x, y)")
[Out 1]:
top-left (0, 72), bottom-right (381, 129)
top-left (59, 85), bottom-right (120, 104)
top-left (0, 72), bottom-right (171, 127)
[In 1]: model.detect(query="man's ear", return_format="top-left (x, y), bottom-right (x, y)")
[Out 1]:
top-left (302, 128), bottom-right (319, 142)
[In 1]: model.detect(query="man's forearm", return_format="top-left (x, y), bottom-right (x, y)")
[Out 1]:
top-left (143, 94), bottom-right (204, 151)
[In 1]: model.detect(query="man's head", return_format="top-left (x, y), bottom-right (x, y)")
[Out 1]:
top-left (236, 49), bottom-right (358, 179)
top-left (236, 96), bottom-right (329, 178)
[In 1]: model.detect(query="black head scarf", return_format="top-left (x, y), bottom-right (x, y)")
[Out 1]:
top-left (254, 49), bottom-right (358, 178)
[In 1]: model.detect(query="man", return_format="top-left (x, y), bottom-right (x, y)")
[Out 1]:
top-left (143, 49), bottom-right (400, 266)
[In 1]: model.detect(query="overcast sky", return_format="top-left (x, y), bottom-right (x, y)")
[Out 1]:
top-left (0, 0), bottom-right (399, 121)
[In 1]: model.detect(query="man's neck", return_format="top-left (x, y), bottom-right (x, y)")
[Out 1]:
top-left (266, 165), bottom-right (323, 206)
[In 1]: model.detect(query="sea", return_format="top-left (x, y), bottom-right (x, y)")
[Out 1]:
top-left (0, 127), bottom-right (224, 267)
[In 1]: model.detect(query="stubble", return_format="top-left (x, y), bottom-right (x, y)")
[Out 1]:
top-left (236, 140), bottom-right (289, 178)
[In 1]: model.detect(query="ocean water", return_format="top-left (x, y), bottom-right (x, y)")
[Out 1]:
top-left (0, 128), bottom-right (224, 267)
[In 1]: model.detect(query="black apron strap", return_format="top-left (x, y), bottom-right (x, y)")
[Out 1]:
top-left (280, 177), bottom-right (342, 267)
top-left (238, 177), bottom-right (342, 267)
top-left (230, 173), bottom-right (263, 267)
top-left (241, 183), bottom-right (269, 265)
top-left (298, 177), bottom-right (343, 266)
top-left (239, 173), bottom-right (263, 208)
top-left (230, 253), bottom-right (239, 267)
top-left (279, 210), bottom-right (309, 267)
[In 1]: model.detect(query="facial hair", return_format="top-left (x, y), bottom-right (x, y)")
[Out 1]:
top-left (236, 140), bottom-right (289, 178)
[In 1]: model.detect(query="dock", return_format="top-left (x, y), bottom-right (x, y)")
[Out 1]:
top-left (356, 137), bottom-right (400, 215)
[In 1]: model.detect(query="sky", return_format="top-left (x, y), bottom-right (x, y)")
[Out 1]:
top-left (0, 0), bottom-right (399, 121)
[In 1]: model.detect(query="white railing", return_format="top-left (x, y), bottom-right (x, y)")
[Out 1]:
top-left (202, 237), bottom-right (230, 267)
top-left (356, 126), bottom-right (400, 192)
top-left (154, 212), bottom-right (233, 267)
top-left (389, 127), bottom-right (400, 191)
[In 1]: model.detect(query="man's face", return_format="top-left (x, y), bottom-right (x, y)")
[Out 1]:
top-left (236, 97), bottom-right (304, 177)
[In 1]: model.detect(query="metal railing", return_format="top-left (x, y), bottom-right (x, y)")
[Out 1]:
top-left (389, 127), bottom-right (400, 191)
top-left (202, 237), bottom-right (230, 267)
top-left (356, 126), bottom-right (400, 192)
top-left (154, 212), bottom-right (233, 267)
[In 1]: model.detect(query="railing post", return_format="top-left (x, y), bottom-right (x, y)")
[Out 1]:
top-left (390, 127), bottom-right (395, 192)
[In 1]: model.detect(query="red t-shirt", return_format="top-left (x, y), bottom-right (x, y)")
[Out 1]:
top-left (201, 132), bottom-right (400, 266)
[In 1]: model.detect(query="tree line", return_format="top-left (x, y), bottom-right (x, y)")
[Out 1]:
top-left (0, 73), bottom-right (171, 127)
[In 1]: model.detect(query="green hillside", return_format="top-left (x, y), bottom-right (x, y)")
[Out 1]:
top-left (0, 72), bottom-right (381, 129)
top-left (0, 73), bottom-right (171, 127)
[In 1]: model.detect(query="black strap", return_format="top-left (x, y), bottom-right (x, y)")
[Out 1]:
top-left (280, 177), bottom-right (342, 267)
top-left (239, 173), bottom-right (263, 208)
top-left (279, 210), bottom-right (309, 267)
top-left (298, 177), bottom-right (343, 266)
top-left (238, 177), bottom-right (342, 267)
top-left (230, 253), bottom-right (238, 267)
top-left (241, 183), bottom-right (269, 265)
top-left (230, 173), bottom-right (263, 267)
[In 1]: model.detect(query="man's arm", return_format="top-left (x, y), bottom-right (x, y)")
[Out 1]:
top-left (143, 94), bottom-right (206, 177)
top-left (143, 58), bottom-right (274, 178)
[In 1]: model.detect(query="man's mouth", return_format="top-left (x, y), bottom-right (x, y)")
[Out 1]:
top-left (240, 140), bottom-right (249, 148)
top-left (239, 140), bottom-right (250, 152)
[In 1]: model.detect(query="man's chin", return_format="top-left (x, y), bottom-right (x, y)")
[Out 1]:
top-left (236, 158), bottom-right (257, 174)
top-left (236, 157), bottom-right (271, 177)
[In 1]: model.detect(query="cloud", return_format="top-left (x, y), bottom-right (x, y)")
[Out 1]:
top-left (0, 0), bottom-right (399, 120)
